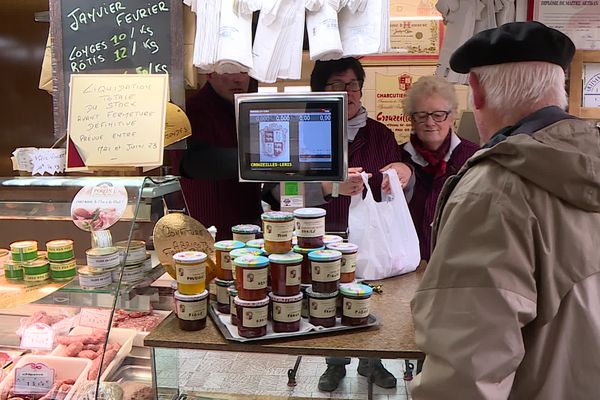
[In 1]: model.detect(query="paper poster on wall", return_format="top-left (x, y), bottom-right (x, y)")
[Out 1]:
top-left (533, 1), bottom-right (600, 50)
top-left (66, 74), bottom-right (168, 170)
top-left (375, 73), bottom-right (415, 144)
top-left (583, 62), bottom-right (600, 107)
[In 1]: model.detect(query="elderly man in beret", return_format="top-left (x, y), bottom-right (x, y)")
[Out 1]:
top-left (410, 21), bottom-right (600, 399)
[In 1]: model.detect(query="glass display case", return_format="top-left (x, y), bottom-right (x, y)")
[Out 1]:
top-left (0, 175), bottom-right (184, 400)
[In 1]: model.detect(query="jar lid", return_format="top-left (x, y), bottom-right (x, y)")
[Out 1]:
top-left (268, 252), bottom-right (303, 264)
top-left (10, 241), bottom-right (37, 250)
top-left (308, 249), bottom-right (342, 261)
top-left (261, 211), bottom-right (294, 222)
top-left (46, 240), bottom-right (73, 248)
top-left (172, 251), bottom-right (207, 263)
top-left (234, 296), bottom-right (269, 307)
top-left (215, 278), bottom-right (234, 287)
top-left (339, 283), bottom-right (373, 297)
top-left (115, 240), bottom-right (146, 250)
top-left (23, 259), bottom-right (49, 268)
top-left (322, 235), bottom-right (344, 245)
top-left (230, 248), bottom-right (264, 259)
top-left (305, 287), bottom-right (339, 298)
top-left (293, 207), bottom-right (326, 218)
top-left (233, 255), bottom-right (269, 268)
top-left (326, 242), bottom-right (358, 253)
top-left (231, 224), bottom-right (261, 234)
top-left (214, 240), bottom-right (245, 251)
top-left (269, 292), bottom-right (303, 303)
top-left (86, 247), bottom-right (118, 257)
top-left (174, 289), bottom-right (209, 301)
top-left (293, 245), bottom-right (325, 254)
top-left (227, 286), bottom-right (238, 295)
top-left (245, 239), bottom-right (265, 249)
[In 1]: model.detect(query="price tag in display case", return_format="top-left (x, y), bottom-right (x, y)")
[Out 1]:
top-left (20, 323), bottom-right (54, 351)
top-left (78, 308), bottom-right (111, 330)
top-left (14, 362), bottom-right (55, 395)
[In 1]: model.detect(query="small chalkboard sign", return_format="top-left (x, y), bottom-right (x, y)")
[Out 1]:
top-left (50, 0), bottom-right (184, 139)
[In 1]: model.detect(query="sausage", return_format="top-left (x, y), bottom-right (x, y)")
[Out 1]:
top-left (88, 348), bottom-right (118, 380)
top-left (65, 342), bottom-right (84, 357)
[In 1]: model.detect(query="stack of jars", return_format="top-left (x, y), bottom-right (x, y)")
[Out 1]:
top-left (172, 251), bottom-right (209, 331)
top-left (79, 245), bottom-right (121, 289)
top-left (114, 240), bottom-right (152, 285)
top-left (5, 240), bottom-right (78, 284)
top-left (46, 240), bottom-right (77, 281)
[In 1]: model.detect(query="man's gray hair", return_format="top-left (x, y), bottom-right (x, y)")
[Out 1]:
top-left (471, 61), bottom-right (568, 114)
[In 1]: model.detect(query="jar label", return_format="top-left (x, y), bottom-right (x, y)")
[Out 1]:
top-left (311, 260), bottom-right (341, 282)
top-left (263, 220), bottom-right (294, 242)
top-left (177, 299), bottom-right (207, 321)
top-left (220, 251), bottom-right (232, 271)
top-left (273, 301), bottom-right (301, 323)
top-left (309, 297), bottom-right (337, 318)
top-left (340, 253), bottom-right (357, 273)
top-left (176, 263), bottom-right (206, 284)
top-left (342, 297), bottom-right (370, 319)
top-left (296, 217), bottom-right (325, 238)
top-left (241, 305), bottom-right (268, 328)
top-left (217, 285), bottom-right (229, 304)
top-left (286, 264), bottom-right (301, 286)
top-left (242, 267), bottom-right (268, 290)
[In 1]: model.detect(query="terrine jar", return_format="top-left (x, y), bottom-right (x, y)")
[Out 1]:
top-left (45, 240), bottom-right (74, 262)
top-left (173, 251), bottom-right (207, 295)
top-left (268, 252), bottom-right (302, 296)
top-left (231, 224), bottom-right (261, 243)
top-left (261, 211), bottom-right (295, 254)
top-left (228, 286), bottom-right (238, 325)
top-left (78, 266), bottom-right (112, 289)
top-left (308, 249), bottom-right (342, 293)
top-left (339, 284), bottom-right (372, 326)
top-left (293, 208), bottom-right (326, 248)
top-left (4, 261), bottom-right (23, 280)
top-left (49, 259), bottom-right (77, 281)
top-left (234, 255), bottom-right (269, 301)
top-left (306, 288), bottom-right (338, 328)
top-left (174, 290), bottom-right (209, 331)
top-left (293, 245), bottom-right (324, 284)
top-left (214, 240), bottom-right (245, 280)
top-left (23, 259), bottom-right (50, 282)
top-left (215, 278), bottom-right (234, 314)
top-left (234, 296), bottom-right (269, 338)
top-left (269, 292), bottom-right (303, 333)
top-left (115, 240), bottom-right (147, 265)
top-left (10, 241), bottom-right (38, 262)
top-left (86, 247), bottom-right (120, 270)
top-left (326, 242), bottom-right (358, 283)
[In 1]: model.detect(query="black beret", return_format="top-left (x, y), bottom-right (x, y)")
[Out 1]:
top-left (450, 21), bottom-right (575, 73)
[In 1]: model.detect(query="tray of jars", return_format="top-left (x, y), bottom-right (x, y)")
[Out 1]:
top-left (208, 302), bottom-right (379, 343)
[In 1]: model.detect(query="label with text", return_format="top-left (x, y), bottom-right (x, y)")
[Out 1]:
top-left (340, 253), bottom-right (357, 274)
top-left (78, 308), bottom-right (111, 330)
top-left (242, 267), bottom-right (268, 290)
top-left (296, 217), bottom-right (325, 238)
top-left (272, 301), bottom-right (302, 323)
top-left (15, 363), bottom-right (55, 395)
top-left (285, 264), bottom-right (301, 286)
top-left (263, 221), bottom-right (294, 242)
top-left (311, 261), bottom-right (341, 282)
top-left (309, 297), bottom-right (337, 318)
top-left (176, 263), bottom-right (206, 285)
top-left (20, 323), bottom-right (54, 351)
top-left (176, 300), bottom-right (207, 321)
top-left (241, 306), bottom-right (268, 328)
top-left (342, 298), bottom-right (370, 319)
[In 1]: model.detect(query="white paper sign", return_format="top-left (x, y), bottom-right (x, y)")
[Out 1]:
top-left (78, 308), bottom-right (111, 330)
top-left (15, 363), bottom-right (55, 395)
top-left (11, 148), bottom-right (66, 175)
top-left (71, 182), bottom-right (128, 231)
top-left (20, 323), bottom-right (54, 350)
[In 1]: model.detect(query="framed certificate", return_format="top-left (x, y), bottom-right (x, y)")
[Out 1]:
top-left (568, 50), bottom-right (600, 119)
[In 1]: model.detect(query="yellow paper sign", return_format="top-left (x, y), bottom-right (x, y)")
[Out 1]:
top-left (164, 102), bottom-right (192, 147)
top-left (67, 74), bottom-right (169, 168)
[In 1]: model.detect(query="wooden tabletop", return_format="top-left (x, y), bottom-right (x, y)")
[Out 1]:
top-left (145, 266), bottom-right (425, 359)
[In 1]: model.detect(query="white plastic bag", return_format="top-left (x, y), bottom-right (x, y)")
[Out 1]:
top-left (348, 169), bottom-right (420, 279)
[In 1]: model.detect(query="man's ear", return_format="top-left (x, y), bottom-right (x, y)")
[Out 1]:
top-left (468, 72), bottom-right (485, 110)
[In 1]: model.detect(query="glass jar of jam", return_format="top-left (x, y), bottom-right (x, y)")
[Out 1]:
top-left (228, 285), bottom-right (238, 325)
top-left (231, 224), bottom-right (261, 243)
top-left (245, 238), bottom-right (265, 250)
top-left (306, 287), bottom-right (338, 328)
top-left (268, 252), bottom-right (302, 296)
top-left (215, 278), bottom-right (234, 314)
top-left (308, 249), bottom-right (342, 293)
top-left (230, 247), bottom-right (265, 284)
top-left (339, 283), bottom-right (372, 326)
top-left (322, 235), bottom-right (344, 247)
top-left (174, 290), bottom-right (209, 331)
top-left (261, 211), bottom-right (294, 254)
top-left (293, 245), bottom-right (324, 284)
top-left (293, 208), bottom-right (326, 248)
top-left (326, 242), bottom-right (358, 283)
top-left (234, 296), bottom-right (269, 338)
top-left (269, 292), bottom-right (303, 332)
top-left (214, 240), bottom-right (245, 280)
top-left (173, 251), bottom-right (207, 295)
top-left (234, 255), bottom-right (269, 301)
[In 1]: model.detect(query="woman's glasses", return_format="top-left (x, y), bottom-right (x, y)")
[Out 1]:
top-left (410, 110), bottom-right (451, 123)
top-left (325, 80), bottom-right (363, 92)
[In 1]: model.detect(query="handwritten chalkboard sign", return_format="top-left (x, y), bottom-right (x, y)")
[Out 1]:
top-left (50, 0), bottom-right (184, 139)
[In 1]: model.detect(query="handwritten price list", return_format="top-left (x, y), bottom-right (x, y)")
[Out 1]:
top-left (61, 0), bottom-right (171, 75)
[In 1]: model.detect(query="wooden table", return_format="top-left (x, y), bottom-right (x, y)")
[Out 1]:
top-left (145, 266), bottom-right (425, 360)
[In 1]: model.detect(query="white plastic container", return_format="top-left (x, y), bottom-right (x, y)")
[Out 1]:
top-left (51, 326), bottom-right (135, 381)
top-left (0, 354), bottom-right (91, 400)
